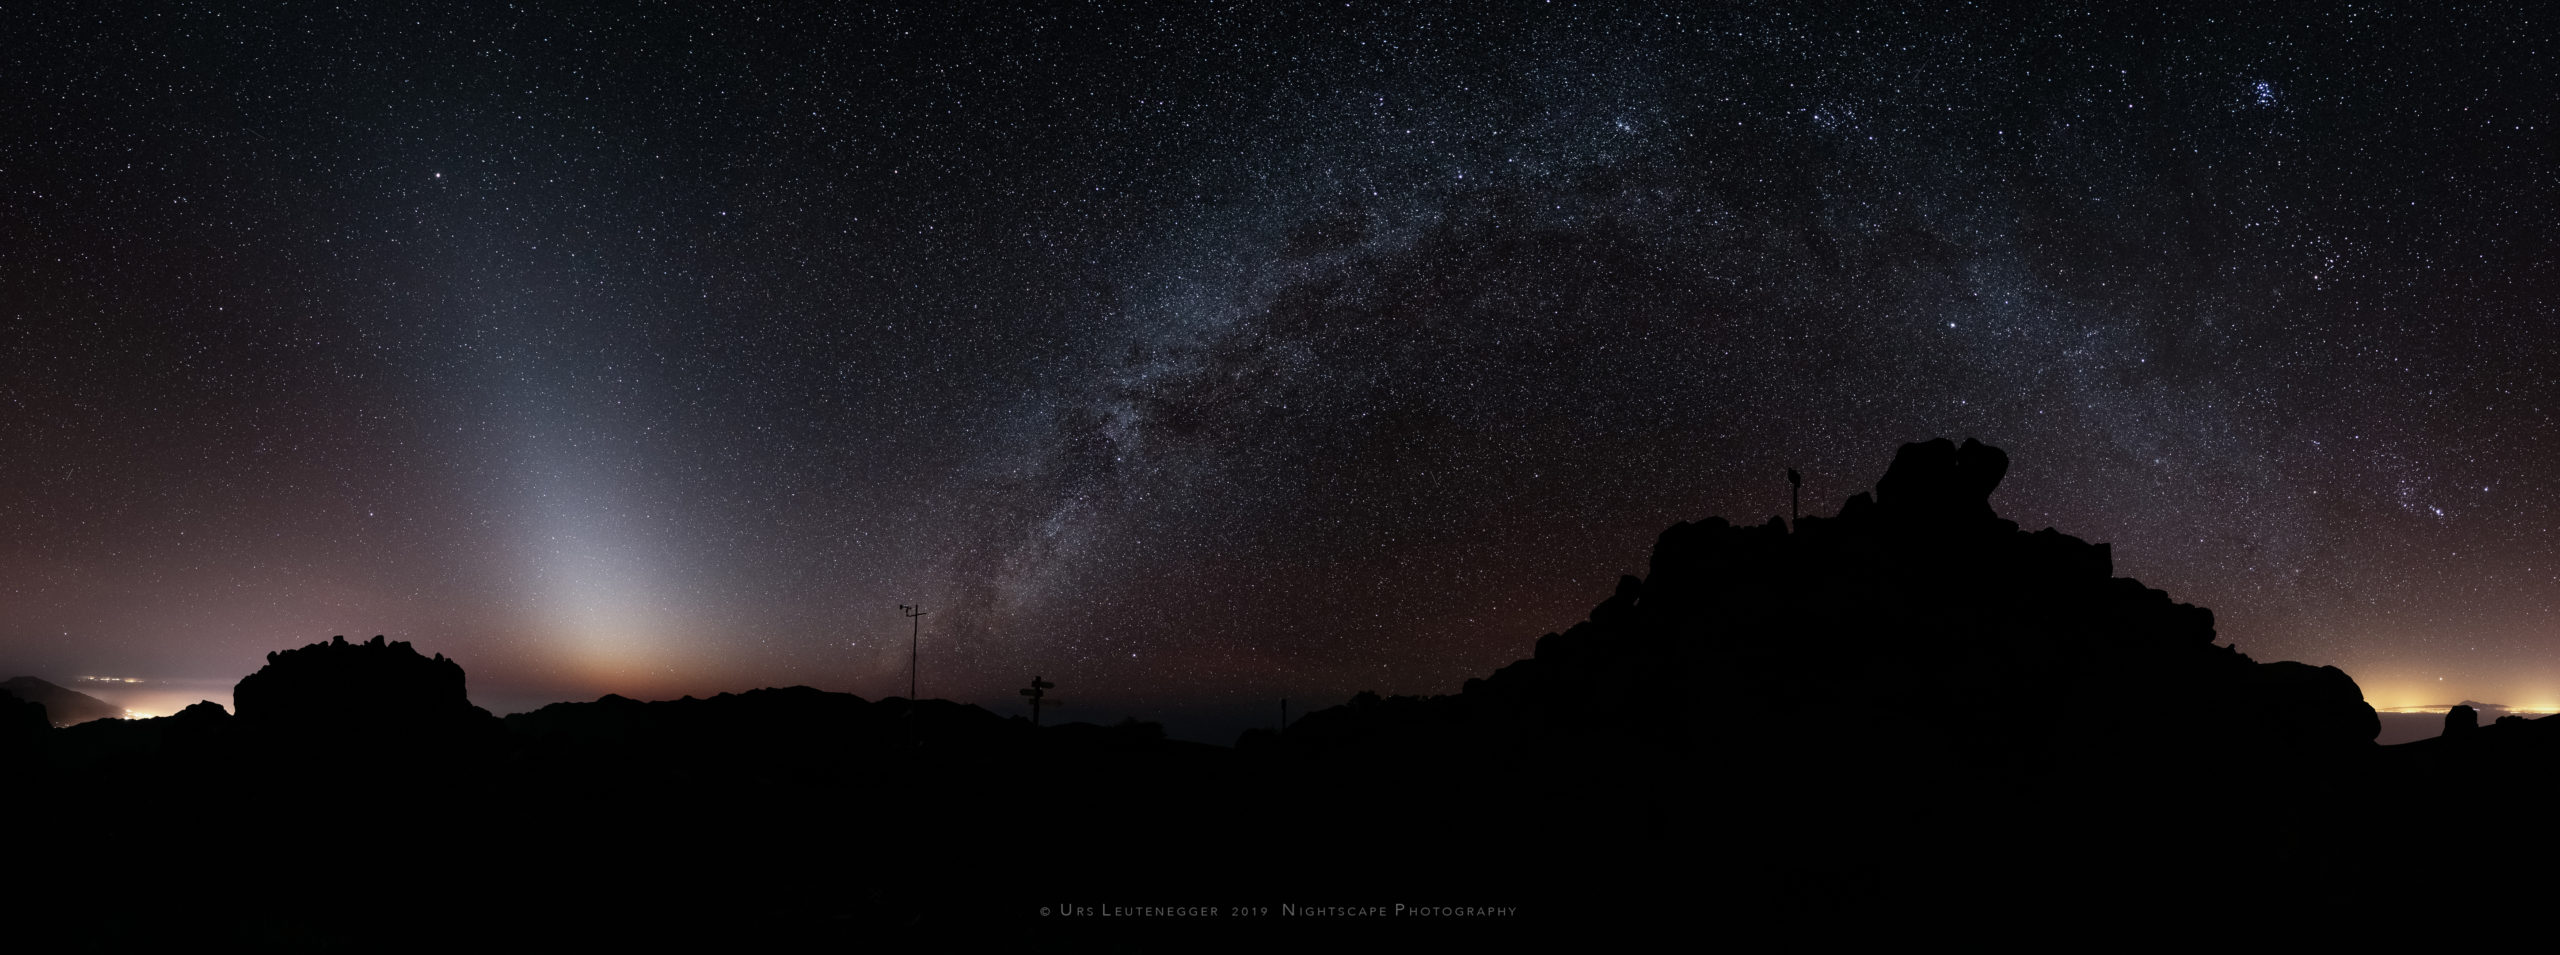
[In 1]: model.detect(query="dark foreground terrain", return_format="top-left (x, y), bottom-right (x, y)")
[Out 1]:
top-left (13, 440), bottom-right (2552, 948)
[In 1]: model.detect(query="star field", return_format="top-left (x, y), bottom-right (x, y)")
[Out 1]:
top-left (5, 4), bottom-right (2556, 737)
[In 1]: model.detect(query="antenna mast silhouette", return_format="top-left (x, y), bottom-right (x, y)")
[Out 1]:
top-left (1787, 468), bottom-right (1803, 523)
top-left (898, 604), bottom-right (927, 700)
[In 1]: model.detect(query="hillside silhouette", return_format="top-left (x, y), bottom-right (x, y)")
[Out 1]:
top-left (23, 437), bottom-right (2552, 945)
top-left (1, 675), bottom-right (126, 726)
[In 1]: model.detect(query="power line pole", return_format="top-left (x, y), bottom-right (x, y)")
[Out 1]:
top-left (898, 604), bottom-right (927, 700)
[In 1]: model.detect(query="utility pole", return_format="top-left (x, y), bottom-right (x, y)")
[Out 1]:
top-left (1787, 468), bottom-right (1803, 524)
top-left (898, 604), bottom-right (927, 700)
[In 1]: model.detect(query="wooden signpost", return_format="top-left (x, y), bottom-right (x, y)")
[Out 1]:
top-left (1021, 675), bottom-right (1056, 725)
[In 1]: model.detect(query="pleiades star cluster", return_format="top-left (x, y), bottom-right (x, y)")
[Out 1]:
top-left (5, 4), bottom-right (2554, 737)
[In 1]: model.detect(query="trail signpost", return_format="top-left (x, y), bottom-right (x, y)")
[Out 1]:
top-left (1021, 676), bottom-right (1056, 725)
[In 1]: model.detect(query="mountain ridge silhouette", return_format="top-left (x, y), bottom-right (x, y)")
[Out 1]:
top-left (22, 437), bottom-right (2541, 946)
top-left (0, 675), bottom-right (125, 726)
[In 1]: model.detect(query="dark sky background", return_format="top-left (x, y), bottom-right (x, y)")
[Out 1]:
top-left (5, 3), bottom-right (2555, 740)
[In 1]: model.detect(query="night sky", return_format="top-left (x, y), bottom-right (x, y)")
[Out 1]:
top-left (6, 4), bottom-right (2555, 739)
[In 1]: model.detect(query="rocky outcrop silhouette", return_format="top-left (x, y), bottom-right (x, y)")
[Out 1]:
top-left (228, 635), bottom-right (498, 763)
top-left (2446, 703), bottom-right (2480, 736)
top-left (1284, 437), bottom-right (2380, 779)
top-left (233, 634), bottom-right (489, 727)
top-left (1, 676), bottom-right (125, 726)
top-left (1257, 437), bottom-right (2403, 930)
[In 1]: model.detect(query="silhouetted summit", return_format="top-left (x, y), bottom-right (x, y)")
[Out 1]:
top-left (0, 676), bottom-right (124, 726)
top-left (233, 634), bottom-right (493, 733)
top-left (1287, 437), bottom-right (2380, 777)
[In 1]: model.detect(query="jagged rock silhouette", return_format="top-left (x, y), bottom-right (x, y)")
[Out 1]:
top-left (232, 634), bottom-right (494, 736)
top-left (1288, 437), bottom-right (2380, 777)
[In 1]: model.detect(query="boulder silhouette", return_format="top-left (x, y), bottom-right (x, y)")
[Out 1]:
top-left (2232, 660), bottom-right (2384, 753)
top-left (2446, 704), bottom-right (2480, 737)
top-left (1873, 436), bottom-right (2009, 525)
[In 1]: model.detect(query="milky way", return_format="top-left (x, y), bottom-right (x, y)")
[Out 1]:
top-left (5, 5), bottom-right (2555, 737)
